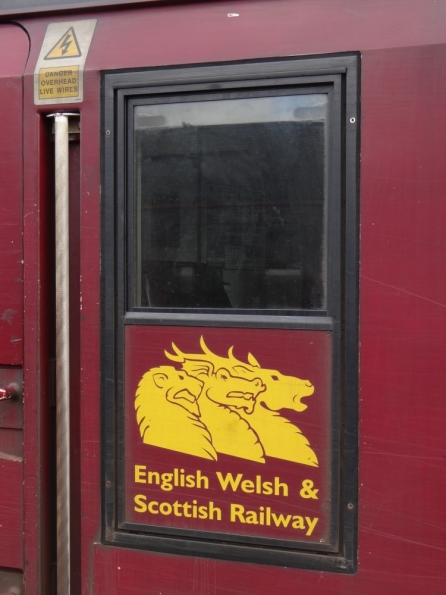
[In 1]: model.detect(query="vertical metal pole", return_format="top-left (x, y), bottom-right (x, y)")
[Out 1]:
top-left (49, 112), bottom-right (76, 595)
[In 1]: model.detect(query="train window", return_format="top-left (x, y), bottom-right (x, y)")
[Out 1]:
top-left (133, 93), bottom-right (327, 310)
top-left (103, 55), bottom-right (359, 571)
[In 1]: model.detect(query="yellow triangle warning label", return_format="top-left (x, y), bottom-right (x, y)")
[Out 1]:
top-left (45, 27), bottom-right (82, 60)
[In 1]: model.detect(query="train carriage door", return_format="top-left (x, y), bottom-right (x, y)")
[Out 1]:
top-left (102, 56), bottom-right (359, 572)
top-left (21, 14), bottom-right (359, 588)
top-left (12, 3), bottom-right (446, 594)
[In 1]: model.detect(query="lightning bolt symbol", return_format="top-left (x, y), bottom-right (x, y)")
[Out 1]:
top-left (60, 32), bottom-right (72, 56)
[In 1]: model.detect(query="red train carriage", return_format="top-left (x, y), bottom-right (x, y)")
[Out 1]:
top-left (0, 1), bottom-right (445, 594)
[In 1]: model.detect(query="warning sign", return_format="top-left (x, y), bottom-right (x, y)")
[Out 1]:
top-left (38, 66), bottom-right (79, 100)
top-left (34, 20), bottom-right (96, 105)
top-left (44, 27), bottom-right (82, 60)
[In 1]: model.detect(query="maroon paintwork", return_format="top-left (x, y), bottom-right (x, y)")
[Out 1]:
top-left (0, 25), bottom-right (28, 365)
top-left (0, 24), bottom-right (28, 576)
top-left (10, 0), bottom-right (446, 593)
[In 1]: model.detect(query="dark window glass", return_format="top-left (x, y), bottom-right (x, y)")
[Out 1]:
top-left (134, 94), bottom-right (327, 310)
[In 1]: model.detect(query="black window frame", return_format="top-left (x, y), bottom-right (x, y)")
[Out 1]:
top-left (101, 54), bottom-right (359, 573)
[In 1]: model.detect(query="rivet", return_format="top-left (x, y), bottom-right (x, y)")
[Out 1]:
top-left (349, 117), bottom-right (356, 124)
top-left (105, 130), bottom-right (111, 136)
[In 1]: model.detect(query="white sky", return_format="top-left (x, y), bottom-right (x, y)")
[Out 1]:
top-left (135, 94), bottom-right (327, 129)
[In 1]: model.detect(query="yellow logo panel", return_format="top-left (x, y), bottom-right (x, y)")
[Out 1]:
top-left (135, 337), bottom-right (318, 466)
top-left (44, 27), bottom-right (82, 60)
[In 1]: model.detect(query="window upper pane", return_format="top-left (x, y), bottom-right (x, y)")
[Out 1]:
top-left (134, 93), bottom-right (327, 310)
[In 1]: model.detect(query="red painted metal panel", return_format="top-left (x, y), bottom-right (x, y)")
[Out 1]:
top-left (18, 0), bottom-right (446, 79)
top-left (0, 452), bottom-right (23, 569)
top-left (359, 43), bottom-right (446, 592)
top-left (16, 1), bottom-right (446, 594)
top-left (0, 25), bottom-right (29, 364)
top-left (0, 22), bottom-right (28, 578)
